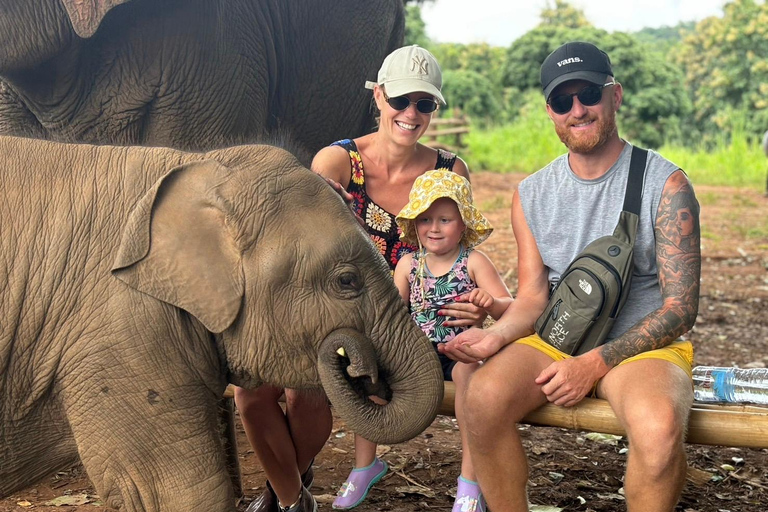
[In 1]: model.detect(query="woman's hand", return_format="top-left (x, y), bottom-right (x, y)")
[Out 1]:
top-left (321, 176), bottom-right (364, 228)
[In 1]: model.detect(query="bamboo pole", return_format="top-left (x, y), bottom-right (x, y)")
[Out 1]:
top-left (225, 383), bottom-right (768, 449)
top-left (440, 382), bottom-right (768, 449)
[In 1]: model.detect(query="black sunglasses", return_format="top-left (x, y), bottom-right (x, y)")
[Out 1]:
top-left (384, 94), bottom-right (439, 114)
top-left (548, 82), bottom-right (616, 115)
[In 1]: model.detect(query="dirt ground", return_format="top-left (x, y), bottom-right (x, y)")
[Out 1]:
top-left (2, 172), bottom-right (767, 512)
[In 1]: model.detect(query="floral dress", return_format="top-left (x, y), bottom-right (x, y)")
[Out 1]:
top-left (330, 139), bottom-right (457, 271)
top-left (408, 245), bottom-right (476, 344)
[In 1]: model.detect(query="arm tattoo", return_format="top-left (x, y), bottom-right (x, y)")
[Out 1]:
top-left (600, 172), bottom-right (701, 367)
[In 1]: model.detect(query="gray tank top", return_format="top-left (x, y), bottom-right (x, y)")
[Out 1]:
top-left (519, 142), bottom-right (680, 341)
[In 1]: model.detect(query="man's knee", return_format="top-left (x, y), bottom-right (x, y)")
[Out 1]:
top-left (463, 370), bottom-right (519, 433)
top-left (451, 361), bottom-right (479, 387)
top-left (625, 403), bottom-right (688, 473)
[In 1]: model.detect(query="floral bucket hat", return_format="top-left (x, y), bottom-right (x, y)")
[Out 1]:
top-left (396, 170), bottom-right (493, 249)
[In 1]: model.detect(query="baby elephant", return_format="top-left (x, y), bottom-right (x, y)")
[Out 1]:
top-left (0, 136), bottom-right (443, 511)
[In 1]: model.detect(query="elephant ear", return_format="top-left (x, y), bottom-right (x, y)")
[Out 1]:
top-left (61, 0), bottom-right (131, 39)
top-left (112, 160), bottom-right (244, 334)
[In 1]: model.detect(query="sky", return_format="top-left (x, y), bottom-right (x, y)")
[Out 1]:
top-left (420, 0), bottom-right (726, 47)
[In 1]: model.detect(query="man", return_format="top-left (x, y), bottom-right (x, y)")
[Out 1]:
top-left (440, 41), bottom-right (701, 512)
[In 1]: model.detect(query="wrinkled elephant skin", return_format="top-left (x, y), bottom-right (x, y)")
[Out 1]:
top-left (0, 136), bottom-right (443, 512)
top-left (0, 0), bottom-right (404, 153)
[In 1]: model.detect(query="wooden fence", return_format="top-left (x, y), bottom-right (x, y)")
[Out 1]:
top-left (422, 114), bottom-right (470, 153)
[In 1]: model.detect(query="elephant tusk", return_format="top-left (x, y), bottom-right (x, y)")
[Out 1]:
top-left (336, 347), bottom-right (347, 357)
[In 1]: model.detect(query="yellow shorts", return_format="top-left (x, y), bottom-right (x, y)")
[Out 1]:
top-left (515, 334), bottom-right (694, 378)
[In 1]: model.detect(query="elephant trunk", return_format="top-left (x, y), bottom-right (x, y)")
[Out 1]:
top-left (318, 328), bottom-right (443, 445)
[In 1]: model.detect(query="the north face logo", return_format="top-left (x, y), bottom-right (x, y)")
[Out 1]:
top-left (579, 278), bottom-right (592, 295)
top-left (411, 56), bottom-right (429, 75)
top-left (557, 57), bottom-right (583, 67)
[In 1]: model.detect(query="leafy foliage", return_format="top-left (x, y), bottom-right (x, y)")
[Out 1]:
top-left (402, 0), bottom-right (767, 174)
top-left (672, 0), bottom-right (768, 146)
top-left (633, 21), bottom-right (696, 56)
top-left (538, 0), bottom-right (591, 29)
top-left (404, 4), bottom-right (430, 47)
top-left (441, 69), bottom-right (503, 123)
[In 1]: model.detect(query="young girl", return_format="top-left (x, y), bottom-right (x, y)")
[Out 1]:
top-left (333, 170), bottom-right (512, 512)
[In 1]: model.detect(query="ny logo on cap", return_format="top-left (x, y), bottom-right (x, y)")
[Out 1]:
top-left (411, 56), bottom-right (429, 75)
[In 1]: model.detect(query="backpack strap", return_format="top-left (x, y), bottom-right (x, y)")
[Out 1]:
top-left (622, 146), bottom-right (648, 215)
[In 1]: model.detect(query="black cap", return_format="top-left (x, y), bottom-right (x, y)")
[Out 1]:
top-left (540, 42), bottom-right (613, 101)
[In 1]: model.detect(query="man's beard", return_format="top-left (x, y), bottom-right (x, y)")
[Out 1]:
top-left (554, 110), bottom-right (617, 154)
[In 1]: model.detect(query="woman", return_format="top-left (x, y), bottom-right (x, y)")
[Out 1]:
top-left (236, 45), bottom-right (483, 512)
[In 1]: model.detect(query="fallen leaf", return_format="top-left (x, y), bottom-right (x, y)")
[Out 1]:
top-left (530, 505), bottom-right (563, 512)
top-left (44, 493), bottom-right (93, 506)
top-left (687, 466), bottom-right (716, 486)
top-left (597, 492), bottom-right (626, 501)
top-left (376, 445), bottom-right (392, 456)
top-left (584, 433), bottom-right (623, 446)
top-left (531, 444), bottom-right (549, 455)
top-left (548, 472), bottom-right (564, 483)
top-left (314, 493), bottom-right (336, 504)
top-left (394, 485), bottom-right (436, 498)
top-left (16, 501), bottom-right (33, 507)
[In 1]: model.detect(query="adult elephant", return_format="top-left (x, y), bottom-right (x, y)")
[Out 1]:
top-left (0, 135), bottom-right (444, 512)
top-left (0, 0), bottom-right (404, 152)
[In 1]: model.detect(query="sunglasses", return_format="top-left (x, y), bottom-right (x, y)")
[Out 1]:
top-left (548, 82), bottom-right (616, 115)
top-left (384, 94), bottom-right (439, 114)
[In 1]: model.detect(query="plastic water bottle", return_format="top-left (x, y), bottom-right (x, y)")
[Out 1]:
top-left (692, 366), bottom-right (768, 404)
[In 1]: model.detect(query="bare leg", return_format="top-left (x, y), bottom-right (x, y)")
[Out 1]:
top-left (464, 344), bottom-right (553, 511)
top-left (353, 435), bottom-right (378, 468)
top-left (284, 388), bottom-right (333, 475)
top-left (234, 386), bottom-right (331, 507)
top-left (451, 361), bottom-right (479, 480)
top-left (596, 359), bottom-right (692, 512)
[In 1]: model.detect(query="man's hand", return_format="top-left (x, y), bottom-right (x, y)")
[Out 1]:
top-left (440, 296), bottom-right (488, 327)
top-left (534, 353), bottom-right (610, 407)
top-left (438, 327), bottom-right (506, 363)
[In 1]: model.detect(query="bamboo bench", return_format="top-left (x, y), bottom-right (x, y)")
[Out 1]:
top-left (224, 382), bottom-right (768, 449)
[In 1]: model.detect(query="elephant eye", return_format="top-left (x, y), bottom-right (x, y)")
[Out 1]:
top-left (338, 272), bottom-right (361, 290)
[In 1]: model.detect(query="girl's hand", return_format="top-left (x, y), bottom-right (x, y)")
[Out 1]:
top-left (439, 296), bottom-right (488, 327)
top-left (465, 288), bottom-right (494, 310)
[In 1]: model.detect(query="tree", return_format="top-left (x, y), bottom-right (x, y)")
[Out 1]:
top-left (672, 0), bottom-right (768, 144)
top-left (539, 0), bottom-right (591, 29)
top-left (441, 69), bottom-right (503, 123)
top-left (404, 4), bottom-right (430, 47)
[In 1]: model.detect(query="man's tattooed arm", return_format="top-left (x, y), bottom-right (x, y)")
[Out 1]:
top-left (599, 170), bottom-right (701, 367)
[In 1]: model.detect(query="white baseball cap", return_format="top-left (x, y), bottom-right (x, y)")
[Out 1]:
top-left (365, 45), bottom-right (445, 104)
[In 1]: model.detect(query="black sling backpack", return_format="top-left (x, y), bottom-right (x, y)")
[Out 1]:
top-left (534, 146), bottom-right (649, 356)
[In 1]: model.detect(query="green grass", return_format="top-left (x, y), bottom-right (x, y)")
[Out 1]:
top-left (463, 91), bottom-right (566, 174)
top-left (660, 131), bottom-right (766, 189)
top-left (479, 195), bottom-right (509, 212)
